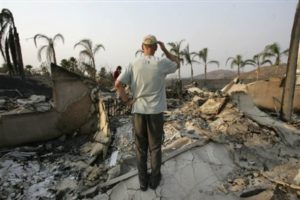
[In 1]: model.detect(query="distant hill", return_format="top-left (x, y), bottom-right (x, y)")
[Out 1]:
top-left (194, 69), bottom-right (237, 80)
top-left (192, 65), bottom-right (287, 81)
top-left (239, 64), bottom-right (286, 80)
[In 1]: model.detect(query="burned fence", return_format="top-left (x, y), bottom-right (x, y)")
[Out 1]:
top-left (103, 98), bottom-right (130, 118)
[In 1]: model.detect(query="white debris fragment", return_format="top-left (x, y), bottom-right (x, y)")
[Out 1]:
top-left (187, 87), bottom-right (204, 94)
top-left (0, 99), bottom-right (5, 105)
top-left (17, 95), bottom-right (46, 105)
top-left (109, 151), bottom-right (119, 167)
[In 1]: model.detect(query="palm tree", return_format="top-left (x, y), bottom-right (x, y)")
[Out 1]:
top-left (245, 53), bottom-right (272, 80)
top-left (226, 54), bottom-right (251, 76)
top-left (33, 33), bottom-right (64, 65)
top-left (192, 48), bottom-right (219, 81)
top-left (74, 39), bottom-right (105, 79)
top-left (181, 44), bottom-right (197, 82)
top-left (263, 42), bottom-right (289, 66)
top-left (0, 8), bottom-right (24, 78)
top-left (167, 39), bottom-right (185, 80)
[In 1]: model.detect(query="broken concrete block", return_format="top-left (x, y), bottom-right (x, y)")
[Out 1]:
top-left (187, 87), bottom-right (204, 95)
top-left (293, 169), bottom-right (300, 185)
top-left (34, 102), bottom-right (51, 112)
top-left (107, 165), bottom-right (121, 181)
top-left (90, 143), bottom-right (105, 157)
top-left (199, 97), bottom-right (227, 115)
top-left (163, 137), bottom-right (192, 152)
top-left (29, 95), bottom-right (46, 103)
top-left (192, 96), bottom-right (206, 106)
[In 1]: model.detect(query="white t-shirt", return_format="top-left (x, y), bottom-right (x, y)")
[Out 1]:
top-left (118, 55), bottom-right (177, 114)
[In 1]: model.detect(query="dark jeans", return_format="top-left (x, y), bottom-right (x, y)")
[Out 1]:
top-left (133, 113), bottom-right (164, 184)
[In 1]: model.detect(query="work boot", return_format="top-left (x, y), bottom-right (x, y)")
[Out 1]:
top-left (139, 173), bottom-right (149, 191)
top-left (149, 173), bottom-right (161, 190)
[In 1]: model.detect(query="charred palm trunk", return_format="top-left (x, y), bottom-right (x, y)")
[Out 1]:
top-left (91, 57), bottom-right (96, 80)
top-left (50, 43), bottom-right (56, 65)
top-left (52, 47), bottom-right (57, 65)
top-left (191, 64), bottom-right (194, 82)
top-left (0, 45), bottom-right (5, 61)
top-left (177, 54), bottom-right (181, 80)
top-left (9, 29), bottom-right (18, 75)
top-left (5, 39), bottom-right (13, 76)
top-left (14, 27), bottom-right (24, 80)
top-left (177, 58), bottom-right (182, 99)
top-left (204, 63), bottom-right (207, 86)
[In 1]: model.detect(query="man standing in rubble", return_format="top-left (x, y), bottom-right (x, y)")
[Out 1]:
top-left (115, 35), bottom-right (179, 191)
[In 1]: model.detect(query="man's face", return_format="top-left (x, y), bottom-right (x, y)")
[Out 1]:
top-left (143, 44), bottom-right (157, 55)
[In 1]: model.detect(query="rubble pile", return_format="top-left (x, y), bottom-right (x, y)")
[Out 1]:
top-left (0, 95), bottom-right (52, 114)
top-left (0, 133), bottom-right (121, 200)
top-left (0, 85), bottom-right (300, 199)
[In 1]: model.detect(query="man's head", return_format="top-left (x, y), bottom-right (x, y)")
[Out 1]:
top-left (117, 66), bottom-right (122, 72)
top-left (142, 34), bottom-right (157, 55)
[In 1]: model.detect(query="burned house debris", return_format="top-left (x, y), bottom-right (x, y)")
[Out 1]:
top-left (1, 62), bottom-right (300, 199)
top-left (0, 64), bottom-right (98, 147)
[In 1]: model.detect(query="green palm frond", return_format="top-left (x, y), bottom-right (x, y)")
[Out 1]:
top-left (261, 59), bottom-right (273, 65)
top-left (227, 55), bottom-right (243, 68)
top-left (168, 39), bottom-right (185, 56)
top-left (199, 48), bottom-right (208, 63)
top-left (208, 60), bottom-right (219, 67)
top-left (244, 59), bottom-right (254, 66)
top-left (244, 59), bottom-right (256, 66)
top-left (263, 42), bottom-right (288, 65)
top-left (230, 60), bottom-right (237, 69)
top-left (226, 57), bottom-right (234, 66)
top-left (282, 49), bottom-right (289, 55)
top-left (182, 45), bottom-right (192, 64)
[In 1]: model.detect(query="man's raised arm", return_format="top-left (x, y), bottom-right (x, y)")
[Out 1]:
top-left (157, 41), bottom-right (180, 67)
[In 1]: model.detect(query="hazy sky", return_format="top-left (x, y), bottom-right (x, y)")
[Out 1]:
top-left (0, 0), bottom-right (298, 77)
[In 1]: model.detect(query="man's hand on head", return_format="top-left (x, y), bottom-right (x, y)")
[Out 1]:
top-left (157, 41), bottom-right (166, 51)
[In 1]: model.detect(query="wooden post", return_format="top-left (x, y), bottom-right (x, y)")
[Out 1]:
top-left (281, 1), bottom-right (300, 121)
